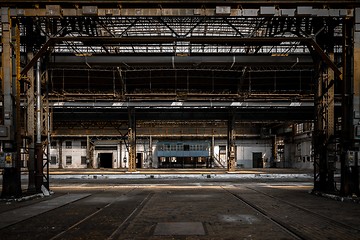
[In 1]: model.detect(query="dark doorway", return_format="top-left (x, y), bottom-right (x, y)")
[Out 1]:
top-left (136, 153), bottom-right (143, 168)
top-left (252, 152), bottom-right (263, 168)
top-left (99, 153), bottom-right (113, 168)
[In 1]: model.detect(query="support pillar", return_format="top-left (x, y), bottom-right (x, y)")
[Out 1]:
top-left (26, 52), bottom-right (36, 193)
top-left (313, 20), bottom-right (336, 193)
top-left (35, 59), bottom-right (43, 192)
top-left (1, 8), bottom-right (22, 198)
top-left (210, 136), bottom-right (215, 168)
top-left (128, 108), bottom-right (136, 172)
top-left (58, 139), bottom-right (63, 169)
top-left (346, 8), bottom-right (360, 195)
top-left (86, 136), bottom-right (90, 168)
top-left (227, 111), bottom-right (236, 172)
top-left (149, 136), bottom-right (153, 168)
top-left (271, 135), bottom-right (277, 168)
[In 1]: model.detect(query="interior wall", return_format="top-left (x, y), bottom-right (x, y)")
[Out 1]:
top-left (284, 136), bottom-right (313, 169)
top-left (236, 139), bottom-right (272, 168)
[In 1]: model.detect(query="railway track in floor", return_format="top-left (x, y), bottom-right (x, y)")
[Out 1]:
top-left (223, 185), bottom-right (360, 240)
top-left (0, 187), bottom-right (153, 240)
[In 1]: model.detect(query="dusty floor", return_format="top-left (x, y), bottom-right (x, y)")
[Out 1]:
top-left (0, 176), bottom-right (359, 240)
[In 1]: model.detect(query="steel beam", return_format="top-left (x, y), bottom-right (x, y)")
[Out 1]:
top-left (7, 5), bottom-right (355, 18)
top-left (313, 21), bottom-right (337, 192)
top-left (53, 36), bottom-right (307, 45)
top-left (308, 38), bottom-right (342, 79)
top-left (341, 18), bottom-right (355, 195)
top-left (1, 7), bottom-right (22, 198)
top-left (49, 55), bottom-right (313, 67)
top-left (26, 51), bottom-right (36, 193)
top-left (35, 59), bottom-right (43, 192)
top-left (128, 108), bottom-right (136, 172)
top-left (348, 8), bottom-right (360, 195)
top-left (227, 110), bottom-right (236, 172)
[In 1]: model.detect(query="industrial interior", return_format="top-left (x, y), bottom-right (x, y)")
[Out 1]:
top-left (0, 0), bottom-right (359, 198)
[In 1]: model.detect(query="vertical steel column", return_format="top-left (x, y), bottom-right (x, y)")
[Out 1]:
top-left (35, 59), bottom-right (43, 192)
top-left (86, 136), bottom-right (90, 168)
top-left (350, 8), bottom-right (360, 194)
top-left (313, 20), bottom-right (336, 192)
top-left (272, 135), bottom-right (277, 168)
top-left (1, 7), bottom-right (22, 198)
top-left (42, 70), bottom-right (50, 190)
top-left (14, 19), bottom-right (22, 182)
top-left (128, 108), bottom-right (136, 172)
top-left (210, 135), bottom-right (215, 168)
top-left (341, 18), bottom-right (355, 195)
top-left (26, 52), bottom-right (36, 193)
top-left (58, 139), bottom-right (63, 169)
top-left (149, 136), bottom-right (153, 168)
top-left (227, 111), bottom-right (236, 172)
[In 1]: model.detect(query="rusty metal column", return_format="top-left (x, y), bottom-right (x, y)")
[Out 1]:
top-left (210, 135), bottom-right (215, 168)
top-left (314, 64), bottom-right (335, 192)
top-left (26, 51), bottom-right (36, 193)
top-left (272, 135), bottom-right (277, 168)
top-left (350, 8), bottom-right (360, 195)
top-left (313, 20), bottom-right (336, 192)
top-left (341, 17), bottom-right (355, 195)
top-left (227, 111), bottom-right (236, 172)
top-left (128, 108), bottom-right (136, 172)
top-left (58, 139), bottom-right (63, 169)
top-left (1, 8), bottom-right (22, 198)
top-left (35, 59), bottom-right (43, 192)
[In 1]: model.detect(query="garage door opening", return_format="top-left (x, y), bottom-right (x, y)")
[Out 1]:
top-left (99, 153), bottom-right (113, 168)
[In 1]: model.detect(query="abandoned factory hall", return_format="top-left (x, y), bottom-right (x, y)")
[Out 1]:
top-left (0, 0), bottom-right (360, 239)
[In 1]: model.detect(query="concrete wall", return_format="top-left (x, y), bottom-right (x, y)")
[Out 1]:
top-left (49, 138), bottom-right (276, 169)
top-left (284, 134), bottom-right (314, 169)
top-left (50, 140), bottom-right (87, 168)
top-left (236, 140), bottom-right (272, 168)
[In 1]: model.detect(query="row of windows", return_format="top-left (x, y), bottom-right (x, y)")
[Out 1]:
top-left (50, 156), bottom-right (87, 165)
top-left (51, 141), bottom-right (87, 149)
top-left (158, 144), bottom-right (209, 152)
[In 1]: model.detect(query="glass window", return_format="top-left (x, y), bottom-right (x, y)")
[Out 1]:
top-left (50, 141), bottom-right (57, 149)
top-left (65, 141), bottom-right (72, 149)
top-left (81, 141), bottom-right (87, 149)
top-left (81, 156), bottom-right (87, 165)
top-left (66, 156), bottom-right (72, 165)
top-left (50, 156), bottom-right (57, 165)
top-left (176, 144), bottom-right (183, 151)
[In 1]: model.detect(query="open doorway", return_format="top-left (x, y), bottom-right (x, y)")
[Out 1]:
top-left (99, 153), bottom-right (113, 168)
top-left (136, 153), bottom-right (143, 168)
top-left (252, 152), bottom-right (263, 168)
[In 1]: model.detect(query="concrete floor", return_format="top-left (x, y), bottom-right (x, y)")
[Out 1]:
top-left (0, 171), bottom-right (359, 239)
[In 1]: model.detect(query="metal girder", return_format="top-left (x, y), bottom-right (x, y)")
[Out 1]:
top-left (26, 51), bottom-right (36, 193)
top-left (52, 110), bottom-right (315, 123)
top-left (53, 36), bottom-right (307, 45)
top-left (20, 37), bottom-right (54, 75)
top-left (308, 38), bottom-right (342, 79)
top-left (49, 100), bottom-right (316, 109)
top-left (1, 7), bottom-right (22, 198)
top-left (227, 111), bottom-right (236, 172)
top-left (20, 35), bottom-right (341, 80)
top-left (127, 108), bottom-right (136, 172)
top-left (7, 5), bottom-right (355, 18)
top-left (49, 55), bottom-right (313, 68)
top-left (313, 57), bottom-right (336, 192)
